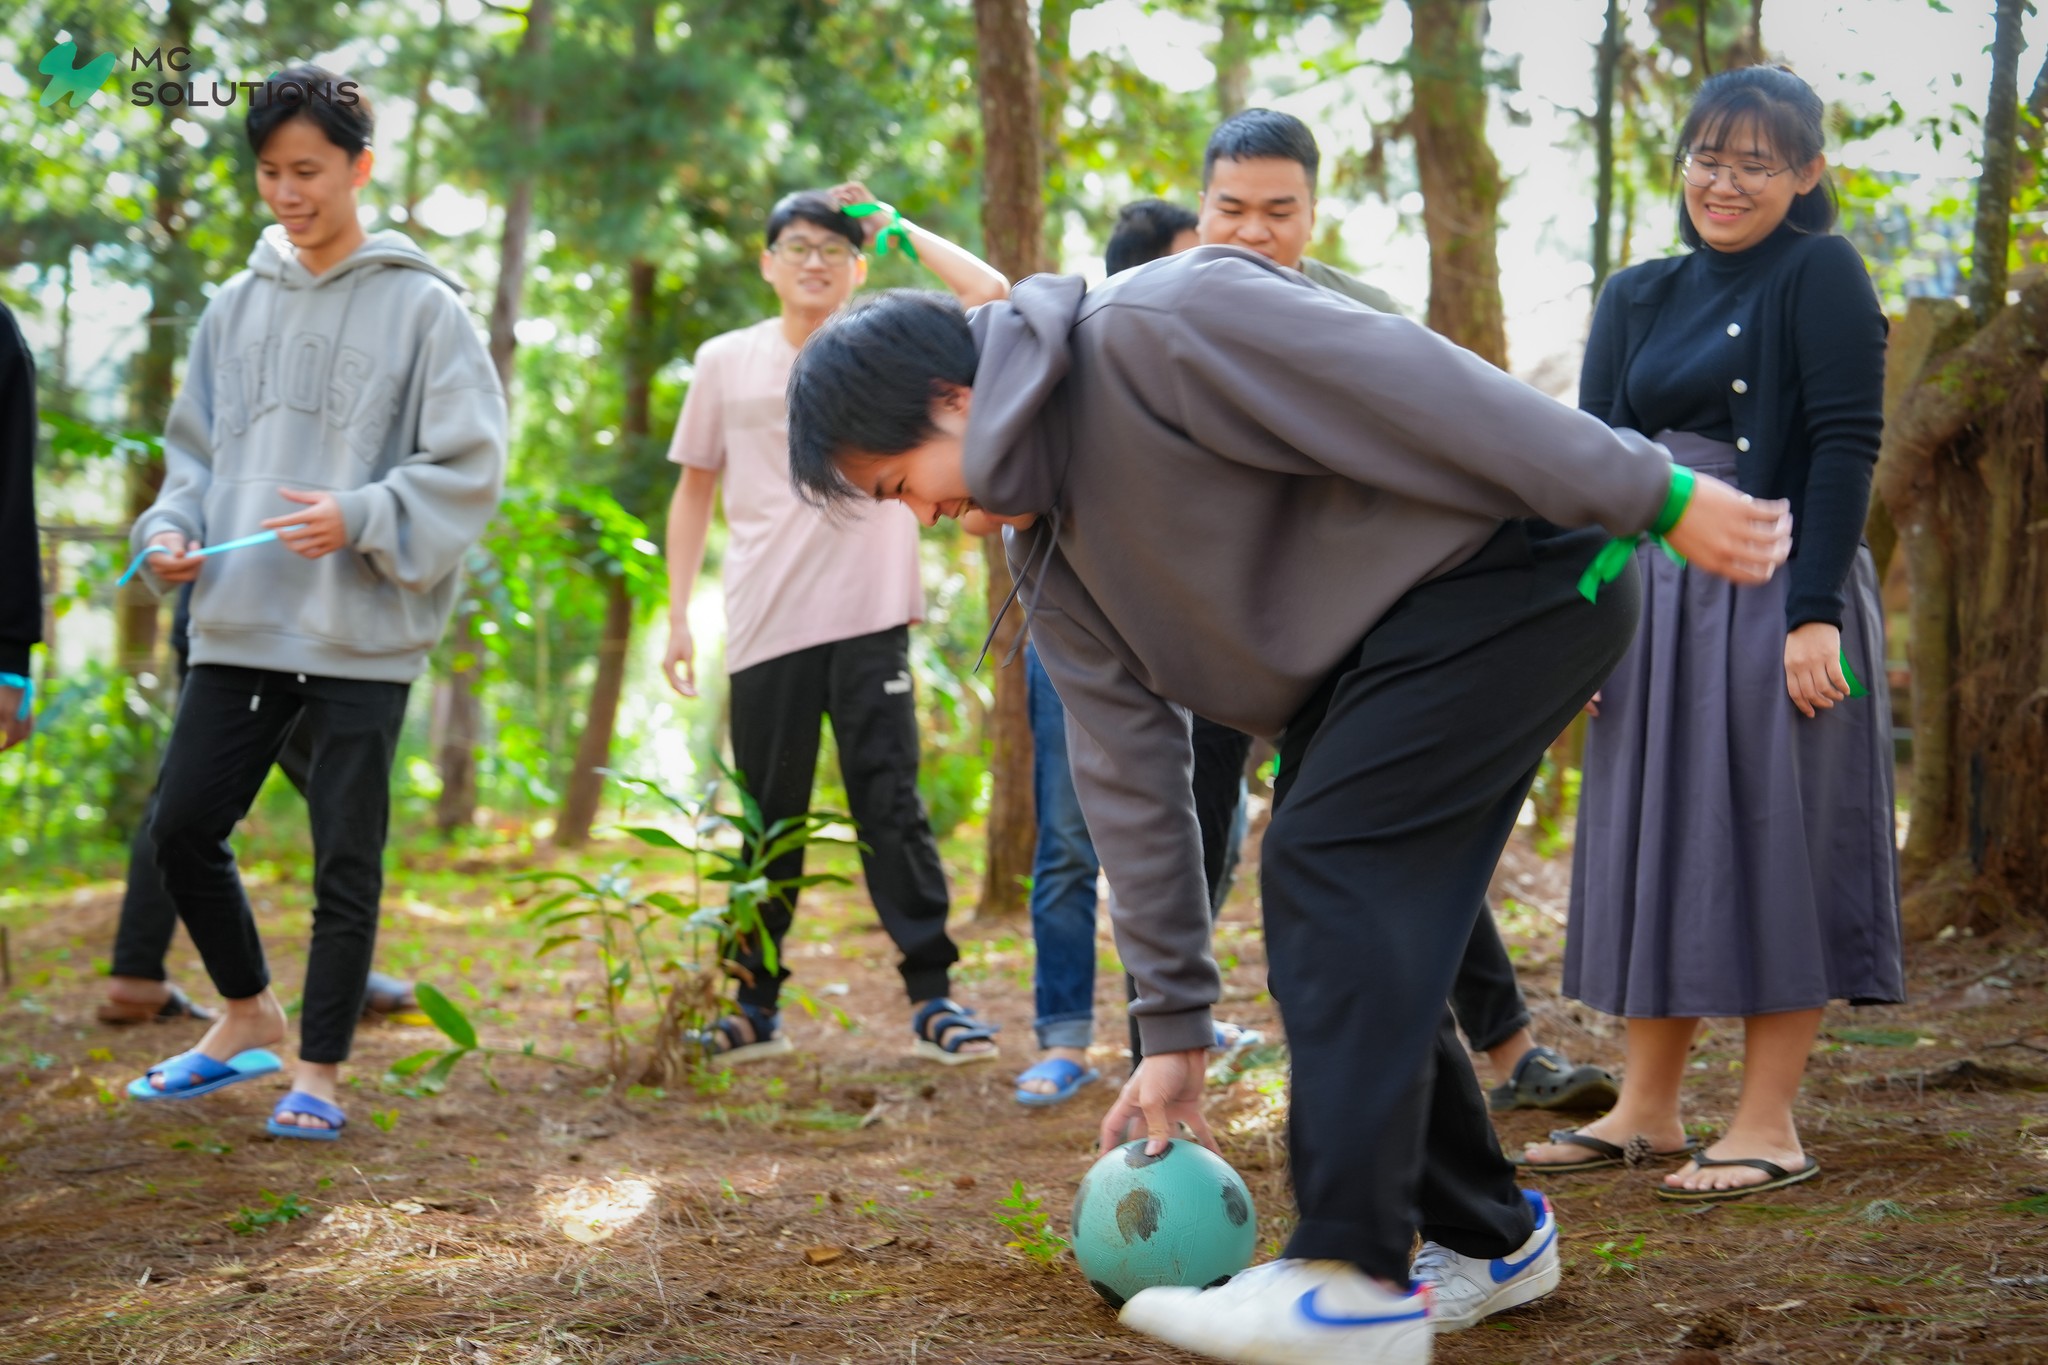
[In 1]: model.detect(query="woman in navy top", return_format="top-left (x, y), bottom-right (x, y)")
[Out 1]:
top-left (1521, 65), bottom-right (1904, 1201)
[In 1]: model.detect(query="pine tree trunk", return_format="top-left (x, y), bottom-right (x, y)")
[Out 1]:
top-left (1875, 282), bottom-right (2048, 932)
top-left (972, 0), bottom-right (1045, 919)
top-left (1589, 0), bottom-right (1622, 300)
top-left (435, 0), bottom-right (553, 836)
top-left (556, 257), bottom-right (655, 847)
top-left (118, 0), bottom-right (198, 835)
top-left (1214, 5), bottom-right (1253, 119)
top-left (1409, 0), bottom-right (1508, 369)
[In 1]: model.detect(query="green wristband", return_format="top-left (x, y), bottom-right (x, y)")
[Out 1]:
top-left (1650, 464), bottom-right (1697, 538)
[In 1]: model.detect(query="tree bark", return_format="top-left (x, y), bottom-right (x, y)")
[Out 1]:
top-left (435, 0), bottom-right (554, 836)
top-left (556, 257), bottom-right (656, 847)
top-left (972, 0), bottom-right (1045, 919)
top-left (1969, 0), bottom-right (2025, 324)
top-left (1874, 282), bottom-right (2048, 932)
top-left (1409, 0), bottom-right (1508, 369)
top-left (117, 0), bottom-right (198, 834)
top-left (1589, 0), bottom-right (1622, 301)
top-left (1214, 4), bottom-right (1253, 120)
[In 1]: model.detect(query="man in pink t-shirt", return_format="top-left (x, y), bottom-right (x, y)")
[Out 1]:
top-left (661, 185), bottom-right (1009, 1065)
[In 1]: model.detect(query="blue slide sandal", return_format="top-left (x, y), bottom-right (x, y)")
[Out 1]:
top-left (1014, 1057), bottom-right (1100, 1107)
top-left (127, 1049), bottom-right (283, 1102)
top-left (267, 1091), bottom-right (347, 1141)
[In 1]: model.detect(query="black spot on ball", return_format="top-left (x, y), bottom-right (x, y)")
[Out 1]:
top-left (1115, 1187), bottom-right (1163, 1243)
top-left (1090, 1280), bottom-right (1127, 1309)
top-left (1221, 1182), bottom-right (1250, 1227)
top-left (1122, 1141), bottom-right (1170, 1169)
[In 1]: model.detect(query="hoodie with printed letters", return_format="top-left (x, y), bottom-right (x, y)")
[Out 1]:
top-left (132, 226), bottom-right (506, 684)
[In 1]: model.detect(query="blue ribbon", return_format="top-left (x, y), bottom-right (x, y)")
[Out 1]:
top-left (115, 530), bottom-right (281, 588)
top-left (0, 670), bottom-right (31, 720)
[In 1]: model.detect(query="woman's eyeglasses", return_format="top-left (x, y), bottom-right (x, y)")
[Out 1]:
top-left (770, 238), bottom-right (857, 264)
top-left (1675, 152), bottom-right (1792, 197)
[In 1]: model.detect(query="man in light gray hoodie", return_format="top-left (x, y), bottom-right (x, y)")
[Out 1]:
top-left (126, 68), bottom-right (504, 1140)
top-left (783, 262), bottom-right (1791, 1363)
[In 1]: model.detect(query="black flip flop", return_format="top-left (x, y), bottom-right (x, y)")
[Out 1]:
top-left (1511, 1127), bottom-right (1703, 1173)
top-left (96, 984), bottom-right (218, 1026)
top-left (1655, 1154), bottom-right (1820, 1203)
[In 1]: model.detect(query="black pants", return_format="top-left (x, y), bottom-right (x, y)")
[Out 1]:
top-left (112, 718), bottom-right (314, 980)
top-left (1277, 663), bottom-right (1535, 1059)
top-left (149, 665), bottom-right (409, 1064)
top-left (1262, 521), bottom-right (1638, 1280)
top-left (726, 625), bottom-right (956, 1010)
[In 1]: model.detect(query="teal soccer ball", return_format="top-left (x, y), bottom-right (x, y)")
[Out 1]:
top-left (1071, 1139), bottom-right (1257, 1308)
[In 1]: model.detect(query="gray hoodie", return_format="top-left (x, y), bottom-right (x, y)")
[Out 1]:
top-left (133, 227), bottom-right (507, 683)
top-left (968, 246), bottom-right (1675, 1054)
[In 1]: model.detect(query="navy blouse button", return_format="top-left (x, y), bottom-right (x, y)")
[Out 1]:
top-left (1736, 437), bottom-right (1752, 452)
top-left (1731, 378), bottom-right (1749, 394)
top-left (1726, 322), bottom-right (1742, 337)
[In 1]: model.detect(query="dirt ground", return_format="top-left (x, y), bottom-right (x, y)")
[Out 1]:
top-left (2, 826), bottom-right (2044, 1365)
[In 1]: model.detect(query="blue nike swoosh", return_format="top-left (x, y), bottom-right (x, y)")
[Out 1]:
top-left (1490, 1220), bottom-right (1558, 1284)
top-left (1295, 1287), bottom-right (1430, 1327)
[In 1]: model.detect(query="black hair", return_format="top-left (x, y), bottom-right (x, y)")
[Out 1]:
top-left (765, 191), bottom-right (867, 253)
top-left (1202, 108), bottom-right (1319, 190)
top-left (1676, 64), bottom-right (1837, 248)
top-left (787, 290), bottom-right (977, 508)
top-left (246, 64), bottom-right (373, 157)
top-left (1105, 199), bottom-right (1199, 276)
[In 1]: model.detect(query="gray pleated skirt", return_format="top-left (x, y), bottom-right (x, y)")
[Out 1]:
top-left (1564, 432), bottom-right (1905, 1018)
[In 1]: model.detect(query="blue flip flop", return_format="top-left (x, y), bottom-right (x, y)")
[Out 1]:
top-left (1014, 1056), bottom-right (1100, 1107)
top-left (267, 1091), bottom-right (347, 1141)
top-left (127, 1048), bottom-right (283, 1101)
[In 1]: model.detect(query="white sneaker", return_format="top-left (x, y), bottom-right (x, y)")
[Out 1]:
top-left (1411, 1189), bottom-right (1560, 1332)
top-left (1119, 1258), bottom-right (1433, 1365)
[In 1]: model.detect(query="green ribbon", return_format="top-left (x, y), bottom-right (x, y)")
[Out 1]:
top-left (1577, 464), bottom-right (1698, 604)
top-left (841, 201), bottom-right (920, 262)
top-left (1840, 651), bottom-right (1870, 698)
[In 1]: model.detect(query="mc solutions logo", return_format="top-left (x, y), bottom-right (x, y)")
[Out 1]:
top-left (36, 41), bottom-right (359, 112)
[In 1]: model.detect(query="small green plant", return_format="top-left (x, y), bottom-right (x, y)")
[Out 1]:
top-left (228, 1190), bottom-right (313, 1235)
top-left (995, 1181), bottom-right (1068, 1265)
top-left (1588, 1234), bottom-right (1647, 1275)
top-left (169, 1137), bottom-right (233, 1155)
top-left (502, 765), bottom-right (855, 1090)
top-left (369, 1109), bottom-right (399, 1133)
top-left (385, 984), bottom-right (587, 1097)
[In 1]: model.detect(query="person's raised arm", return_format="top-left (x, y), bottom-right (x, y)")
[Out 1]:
top-left (829, 182), bottom-right (1009, 309)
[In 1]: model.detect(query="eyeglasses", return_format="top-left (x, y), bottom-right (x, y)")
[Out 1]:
top-left (770, 238), bottom-right (857, 264)
top-left (1675, 152), bottom-right (1792, 197)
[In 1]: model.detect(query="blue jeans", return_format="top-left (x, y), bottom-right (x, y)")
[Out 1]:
top-left (1026, 645), bottom-right (1103, 1050)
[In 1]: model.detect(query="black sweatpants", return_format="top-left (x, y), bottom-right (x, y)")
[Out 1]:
top-left (1263, 520), bottom-right (1638, 1280)
top-left (149, 665), bottom-right (409, 1064)
top-left (726, 625), bottom-right (957, 1010)
top-left (1276, 661), bottom-right (1535, 1059)
top-left (113, 718), bottom-right (313, 981)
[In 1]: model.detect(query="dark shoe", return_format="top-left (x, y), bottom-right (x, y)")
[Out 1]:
top-left (96, 984), bottom-right (218, 1026)
top-left (1487, 1045), bottom-right (1619, 1113)
top-left (360, 972), bottom-right (417, 1018)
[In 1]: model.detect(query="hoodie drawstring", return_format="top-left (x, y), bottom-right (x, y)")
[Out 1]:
top-left (973, 504), bottom-right (1063, 673)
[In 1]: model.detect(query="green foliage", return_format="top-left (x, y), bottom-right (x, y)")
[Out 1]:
top-left (995, 1180), bottom-right (1068, 1264)
top-left (227, 1189), bottom-right (313, 1235)
top-left (400, 765), bottom-right (850, 1092)
top-left (1587, 1233), bottom-right (1647, 1275)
